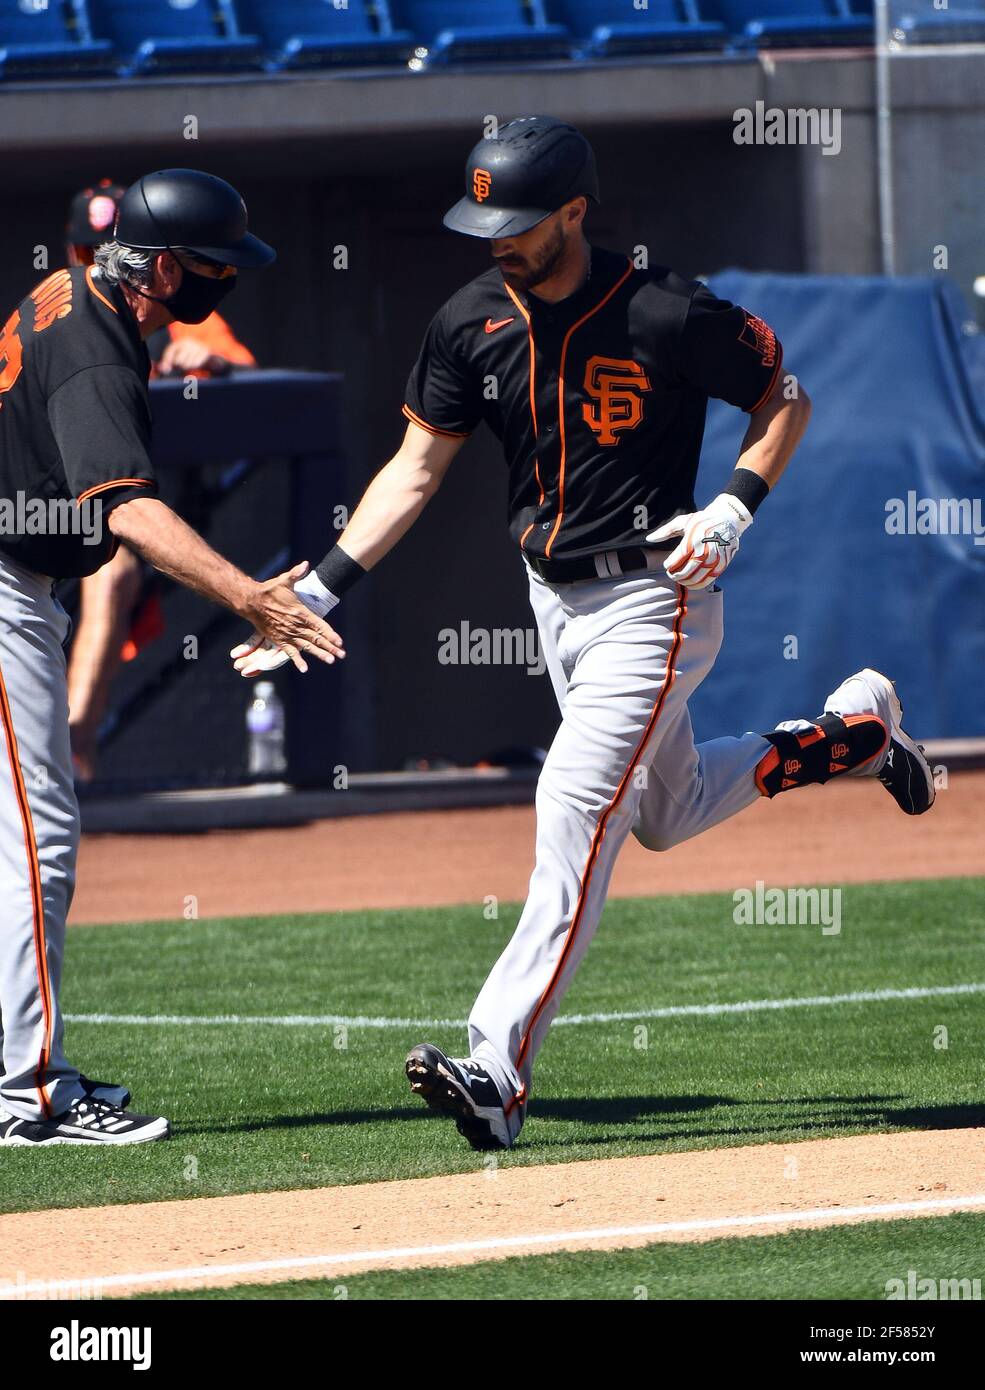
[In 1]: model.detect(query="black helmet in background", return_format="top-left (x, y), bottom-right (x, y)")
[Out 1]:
top-left (115, 168), bottom-right (276, 268)
top-left (66, 178), bottom-right (126, 249)
top-left (444, 116), bottom-right (599, 240)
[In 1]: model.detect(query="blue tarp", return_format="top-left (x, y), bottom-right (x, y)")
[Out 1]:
top-left (688, 272), bottom-right (985, 741)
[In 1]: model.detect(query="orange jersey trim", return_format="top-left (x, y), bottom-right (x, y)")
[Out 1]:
top-left (76, 478), bottom-right (153, 505)
top-left (503, 284), bottom-right (544, 535)
top-left (546, 259), bottom-right (634, 559)
top-left (401, 403), bottom-right (470, 440)
top-left (0, 664), bottom-right (53, 1119)
top-left (747, 344), bottom-right (784, 415)
top-left (514, 586), bottom-right (689, 1075)
top-left (503, 285), bottom-right (540, 442)
top-left (85, 265), bottom-right (117, 315)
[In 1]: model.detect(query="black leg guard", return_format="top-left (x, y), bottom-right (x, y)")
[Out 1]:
top-left (755, 712), bottom-right (888, 798)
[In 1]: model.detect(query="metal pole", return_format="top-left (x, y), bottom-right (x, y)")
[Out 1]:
top-left (875, 0), bottom-right (896, 275)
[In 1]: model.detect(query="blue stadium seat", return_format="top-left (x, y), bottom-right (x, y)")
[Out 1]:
top-left (0, 0), bottom-right (114, 79)
top-left (545, 1), bottom-right (727, 57)
top-left (85, 0), bottom-right (262, 75)
top-left (233, 1), bottom-right (413, 70)
top-left (697, 0), bottom-right (871, 47)
top-left (388, 1), bottom-right (571, 66)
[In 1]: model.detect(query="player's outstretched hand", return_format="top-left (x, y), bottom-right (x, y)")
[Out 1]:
top-left (647, 493), bottom-right (753, 590)
top-left (229, 633), bottom-right (291, 677)
top-left (235, 562), bottom-right (345, 675)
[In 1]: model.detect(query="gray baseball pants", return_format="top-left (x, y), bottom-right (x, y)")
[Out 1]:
top-left (0, 553), bottom-right (84, 1123)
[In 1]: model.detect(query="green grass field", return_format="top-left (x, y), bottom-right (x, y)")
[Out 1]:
top-left (134, 1212), bottom-right (985, 1301)
top-left (1, 876), bottom-right (981, 1221)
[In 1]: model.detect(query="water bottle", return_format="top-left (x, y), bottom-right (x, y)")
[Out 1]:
top-left (247, 681), bottom-right (286, 777)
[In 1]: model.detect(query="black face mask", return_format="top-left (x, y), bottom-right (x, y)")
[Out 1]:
top-left (134, 265), bottom-right (236, 324)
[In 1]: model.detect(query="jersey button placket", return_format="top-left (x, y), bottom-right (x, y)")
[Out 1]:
top-left (538, 368), bottom-right (560, 547)
top-left (535, 313), bottom-right (562, 551)
top-left (520, 309), bottom-right (549, 552)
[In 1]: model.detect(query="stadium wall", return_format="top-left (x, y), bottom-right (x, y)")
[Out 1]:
top-left (0, 49), bottom-right (981, 768)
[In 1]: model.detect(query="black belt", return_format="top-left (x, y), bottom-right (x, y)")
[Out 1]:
top-left (526, 545), bottom-right (669, 584)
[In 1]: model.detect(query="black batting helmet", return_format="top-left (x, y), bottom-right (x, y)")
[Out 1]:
top-left (444, 116), bottom-right (600, 240)
top-left (115, 169), bottom-right (275, 268)
top-left (66, 178), bottom-right (125, 247)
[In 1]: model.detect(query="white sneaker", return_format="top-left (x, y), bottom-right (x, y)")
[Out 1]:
top-left (825, 668), bottom-right (936, 815)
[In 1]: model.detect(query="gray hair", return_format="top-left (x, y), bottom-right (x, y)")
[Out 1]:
top-left (92, 241), bottom-right (156, 289)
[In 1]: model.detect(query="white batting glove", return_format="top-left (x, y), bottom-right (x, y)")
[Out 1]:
top-left (646, 493), bottom-right (753, 590)
top-left (230, 570), bottom-right (341, 678)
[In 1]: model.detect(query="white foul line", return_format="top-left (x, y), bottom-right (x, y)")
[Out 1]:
top-left (4, 1192), bottom-right (985, 1299)
top-left (64, 981), bottom-right (985, 1032)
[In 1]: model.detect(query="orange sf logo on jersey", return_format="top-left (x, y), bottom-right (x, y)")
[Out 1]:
top-left (581, 355), bottom-right (652, 446)
top-left (0, 271), bottom-right (75, 411)
top-left (472, 168), bottom-right (492, 202)
top-left (31, 270), bottom-right (74, 334)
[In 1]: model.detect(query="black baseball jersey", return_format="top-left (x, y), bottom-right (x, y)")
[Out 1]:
top-left (0, 266), bottom-right (158, 579)
top-left (403, 245), bottom-right (782, 560)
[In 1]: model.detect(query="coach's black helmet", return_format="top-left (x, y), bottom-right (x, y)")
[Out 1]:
top-left (444, 116), bottom-right (599, 240)
top-left (115, 169), bottom-right (275, 268)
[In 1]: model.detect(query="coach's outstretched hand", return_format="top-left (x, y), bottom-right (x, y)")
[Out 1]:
top-left (647, 493), bottom-right (753, 591)
top-left (237, 562), bottom-right (345, 675)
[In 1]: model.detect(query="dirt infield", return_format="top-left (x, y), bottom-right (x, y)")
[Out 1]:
top-left (3, 1128), bottom-right (982, 1298)
top-left (72, 771), bottom-right (983, 925)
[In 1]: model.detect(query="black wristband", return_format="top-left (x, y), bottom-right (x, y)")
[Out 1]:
top-left (722, 467), bottom-right (770, 516)
top-left (314, 545), bottom-right (366, 596)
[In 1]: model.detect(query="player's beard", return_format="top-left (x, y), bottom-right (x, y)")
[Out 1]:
top-left (495, 220), bottom-right (567, 292)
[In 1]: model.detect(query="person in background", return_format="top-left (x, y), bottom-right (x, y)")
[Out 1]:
top-left (64, 179), bottom-right (258, 779)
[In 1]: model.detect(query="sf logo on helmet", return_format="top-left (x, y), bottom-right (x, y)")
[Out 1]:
top-left (472, 168), bottom-right (492, 203)
top-left (581, 355), bottom-right (652, 446)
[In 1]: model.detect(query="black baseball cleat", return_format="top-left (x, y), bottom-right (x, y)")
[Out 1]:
top-left (825, 669), bottom-right (936, 816)
top-left (0, 1097), bottom-right (169, 1146)
top-left (406, 1043), bottom-right (512, 1151)
top-left (80, 1074), bottom-right (131, 1109)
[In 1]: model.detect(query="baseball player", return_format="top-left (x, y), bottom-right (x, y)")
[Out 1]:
top-left (233, 118), bottom-right (935, 1151)
top-left (65, 177), bottom-right (259, 781)
top-left (0, 169), bottom-right (344, 1146)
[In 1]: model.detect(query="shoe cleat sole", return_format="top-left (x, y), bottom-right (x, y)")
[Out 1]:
top-left (406, 1047), bottom-right (509, 1152)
